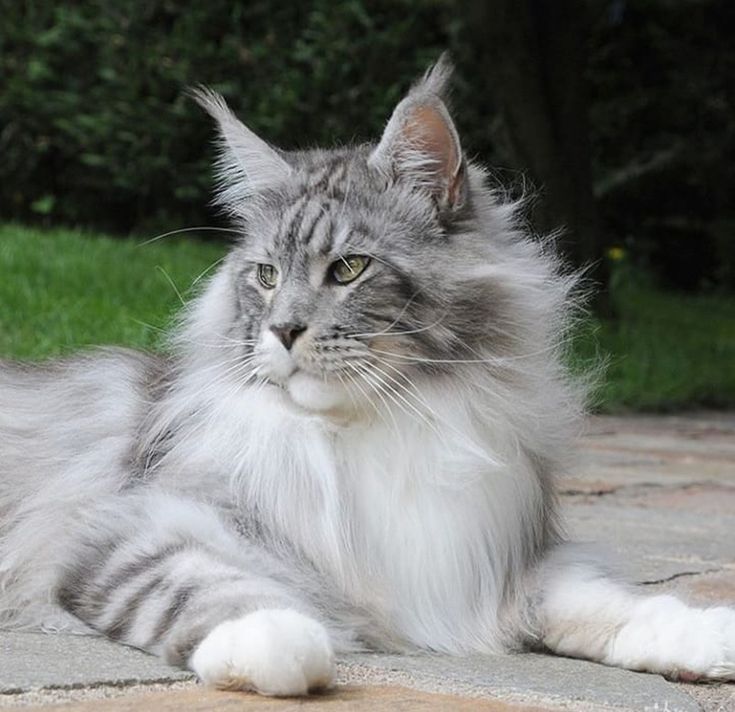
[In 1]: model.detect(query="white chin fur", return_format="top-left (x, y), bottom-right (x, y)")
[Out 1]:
top-left (286, 372), bottom-right (347, 413)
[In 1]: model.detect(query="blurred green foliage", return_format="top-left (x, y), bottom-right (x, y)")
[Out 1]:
top-left (573, 248), bottom-right (735, 411)
top-left (0, 1), bottom-right (449, 235)
top-left (1, 0), bottom-right (733, 289)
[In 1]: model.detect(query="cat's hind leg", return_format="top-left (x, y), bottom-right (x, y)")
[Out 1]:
top-left (56, 491), bottom-right (342, 696)
top-left (531, 544), bottom-right (735, 680)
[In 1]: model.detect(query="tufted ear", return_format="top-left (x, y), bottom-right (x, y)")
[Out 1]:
top-left (190, 87), bottom-right (292, 212)
top-left (369, 58), bottom-right (466, 211)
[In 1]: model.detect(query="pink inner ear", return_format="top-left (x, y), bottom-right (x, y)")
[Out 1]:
top-left (402, 104), bottom-right (463, 206)
top-left (404, 105), bottom-right (458, 175)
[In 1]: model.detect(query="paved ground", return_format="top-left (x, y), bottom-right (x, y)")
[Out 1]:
top-left (1, 413), bottom-right (734, 711)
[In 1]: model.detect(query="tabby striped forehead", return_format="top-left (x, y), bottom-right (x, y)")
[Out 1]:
top-left (272, 194), bottom-right (345, 257)
top-left (244, 152), bottom-right (382, 262)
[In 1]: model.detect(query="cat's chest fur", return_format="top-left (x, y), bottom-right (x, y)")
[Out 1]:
top-left (163, 383), bottom-right (543, 652)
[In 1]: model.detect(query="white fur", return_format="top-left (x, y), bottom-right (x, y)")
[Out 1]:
top-left (538, 549), bottom-right (735, 680)
top-left (152, 362), bottom-right (539, 653)
top-left (611, 599), bottom-right (735, 679)
top-left (190, 609), bottom-right (335, 695)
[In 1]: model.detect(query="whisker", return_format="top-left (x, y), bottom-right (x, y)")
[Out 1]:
top-left (368, 347), bottom-right (504, 366)
top-left (138, 226), bottom-right (241, 247)
top-left (335, 372), bottom-right (360, 415)
top-left (349, 311), bottom-right (447, 340)
top-left (155, 266), bottom-right (186, 306)
top-left (352, 360), bottom-right (437, 435)
top-left (191, 256), bottom-right (227, 287)
top-left (130, 318), bottom-right (167, 334)
top-left (343, 363), bottom-right (392, 430)
top-left (345, 362), bottom-right (400, 433)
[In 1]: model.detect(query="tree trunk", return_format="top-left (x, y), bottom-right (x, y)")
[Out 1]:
top-left (461, 0), bottom-right (603, 270)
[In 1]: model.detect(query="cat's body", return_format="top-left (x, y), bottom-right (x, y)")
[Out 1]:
top-left (1, 62), bottom-right (734, 695)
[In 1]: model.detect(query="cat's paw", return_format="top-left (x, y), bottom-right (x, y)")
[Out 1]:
top-left (190, 609), bottom-right (335, 696)
top-left (609, 597), bottom-right (735, 681)
top-left (690, 606), bottom-right (735, 681)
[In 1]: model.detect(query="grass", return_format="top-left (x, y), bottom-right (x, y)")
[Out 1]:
top-left (1, 224), bottom-right (734, 412)
top-left (0, 224), bottom-right (225, 359)
top-left (575, 285), bottom-right (735, 412)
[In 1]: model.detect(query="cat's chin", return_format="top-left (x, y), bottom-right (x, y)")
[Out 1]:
top-left (285, 371), bottom-right (350, 415)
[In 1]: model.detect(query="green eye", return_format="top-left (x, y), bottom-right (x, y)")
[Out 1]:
top-left (257, 263), bottom-right (278, 289)
top-left (331, 255), bottom-right (370, 284)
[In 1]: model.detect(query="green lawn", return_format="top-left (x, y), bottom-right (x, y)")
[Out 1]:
top-left (573, 285), bottom-right (735, 412)
top-left (1, 224), bottom-right (734, 412)
top-left (0, 224), bottom-right (225, 359)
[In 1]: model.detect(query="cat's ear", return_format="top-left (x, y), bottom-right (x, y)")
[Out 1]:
top-left (369, 57), bottom-right (466, 211)
top-left (190, 87), bottom-right (292, 210)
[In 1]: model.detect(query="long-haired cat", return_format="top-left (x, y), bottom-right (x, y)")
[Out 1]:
top-left (1, 60), bottom-right (734, 696)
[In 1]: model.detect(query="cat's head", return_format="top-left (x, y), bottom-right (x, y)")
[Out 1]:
top-left (189, 59), bottom-right (565, 417)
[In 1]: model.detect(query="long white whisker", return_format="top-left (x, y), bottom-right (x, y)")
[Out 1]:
top-left (368, 356), bottom-right (478, 447)
top-left (345, 362), bottom-right (400, 434)
top-left (368, 347), bottom-right (502, 366)
top-left (138, 226), bottom-right (241, 247)
top-left (349, 311), bottom-right (447, 340)
top-left (155, 266), bottom-right (186, 306)
top-left (343, 363), bottom-right (390, 429)
top-left (191, 256), bottom-right (227, 288)
top-left (352, 360), bottom-right (437, 436)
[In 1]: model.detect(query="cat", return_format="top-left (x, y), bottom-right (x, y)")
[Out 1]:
top-left (1, 59), bottom-right (733, 696)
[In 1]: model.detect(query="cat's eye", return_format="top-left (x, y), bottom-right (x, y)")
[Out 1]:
top-left (331, 255), bottom-right (370, 284)
top-left (257, 263), bottom-right (278, 289)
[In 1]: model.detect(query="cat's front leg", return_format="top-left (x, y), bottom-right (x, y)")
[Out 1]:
top-left (56, 494), bottom-right (335, 696)
top-left (531, 544), bottom-right (735, 680)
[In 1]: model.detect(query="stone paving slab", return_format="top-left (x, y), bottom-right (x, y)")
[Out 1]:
top-left (14, 685), bottom-right (554, 712)
top-left (1, 413), bottom-right (734, 711)
top-left (565, 502), bottom-right (735, 582)
top-left (0, 639), bottom-right (701, 712)
top-left (0, 633), bottom-right (191, 693)
top-left (338, 653), bottom-right (700, 711)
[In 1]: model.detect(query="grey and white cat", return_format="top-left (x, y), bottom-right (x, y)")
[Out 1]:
top-left (1, 61), bottom-right (734, 695)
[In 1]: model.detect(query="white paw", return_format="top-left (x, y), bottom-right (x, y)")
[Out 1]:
top-left (190, 609), bottom-right (335, 696)
top-left (609, 596), bottom-right (735, 681)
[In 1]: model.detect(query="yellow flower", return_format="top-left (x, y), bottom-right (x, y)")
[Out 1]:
top-left (607, 246), bottom-right (625, 261)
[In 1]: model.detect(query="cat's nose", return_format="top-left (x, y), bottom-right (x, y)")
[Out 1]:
top-left (270, 323), bottom-right (307, 351)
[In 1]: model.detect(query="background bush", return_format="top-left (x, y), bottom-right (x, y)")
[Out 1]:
top-left (0, 1), bottom-right (449, 234)
top-left (1, 0), bottom-right (733, 289)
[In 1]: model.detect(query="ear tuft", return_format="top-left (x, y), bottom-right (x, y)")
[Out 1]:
top-left (369, 56), bottom-right (466, 211)
top-left (411, 52), bottom-right (454, 102)
top-left (189, 86), bottom-right (291, 213)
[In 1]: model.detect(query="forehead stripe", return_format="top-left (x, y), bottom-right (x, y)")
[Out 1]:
top-left (305, 163), bottom-right (333, 191)
top-left (300, 204), bottom-right (331, 248)
top-left (280, 196), bottom-right (310, 247)
top-left (326, 162), bottom-right (348, 192)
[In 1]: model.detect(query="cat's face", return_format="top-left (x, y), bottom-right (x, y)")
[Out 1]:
top-left (230, 154), bottom-right (456, 413)
top-left (195, 63), bottom-right (500, 415)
